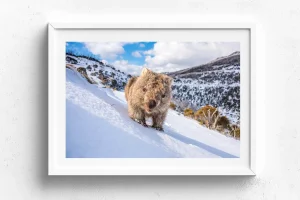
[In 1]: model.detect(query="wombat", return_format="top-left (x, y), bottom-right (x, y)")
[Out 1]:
top-left (125, 68), bottom-right (173, 131)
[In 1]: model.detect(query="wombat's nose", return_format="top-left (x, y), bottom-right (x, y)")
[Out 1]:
top-left (148, 100), bottom-right (157, 109)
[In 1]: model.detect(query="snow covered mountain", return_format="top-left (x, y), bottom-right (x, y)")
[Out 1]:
top-left (167, 51), bottom-right (240, 123)
top-left (66, 66), bottom-right (240, 158)
top-left (66, 53), bottom-right (131, 90)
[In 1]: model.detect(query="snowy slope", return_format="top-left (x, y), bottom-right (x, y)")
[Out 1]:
top-left (66, 68), bottom-right (240, 158)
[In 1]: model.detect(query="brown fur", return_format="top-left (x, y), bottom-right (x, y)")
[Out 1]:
top-left (125, 68), bottom-right (173, 131)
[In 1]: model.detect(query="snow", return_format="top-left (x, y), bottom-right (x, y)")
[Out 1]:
top-left (66, 68), bottom-right (240, 158)
top-left (66, 54), bottom-right (129, 90)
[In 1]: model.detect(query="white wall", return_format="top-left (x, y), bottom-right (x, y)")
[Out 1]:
top-left (1, 0), bottom-right (300, 199)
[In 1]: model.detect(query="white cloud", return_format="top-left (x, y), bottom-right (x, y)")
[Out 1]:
top-left (112, 60), bottom-right (143, 76)
top-left (143, 42), bottom-right (240, 73)
top-left (84, 42), bottom-right (240, 75)
top-left (132, 51), bottom-right (142, 58)
top-left (84, 42), bottom-right (126, 59)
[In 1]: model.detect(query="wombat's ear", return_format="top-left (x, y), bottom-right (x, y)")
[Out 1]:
top-left (163, 75), bottom-right (173, 85)
top-left (167, 77), bottom-right (173, 85)
top-left (141, 68), bottom-right (151, 76)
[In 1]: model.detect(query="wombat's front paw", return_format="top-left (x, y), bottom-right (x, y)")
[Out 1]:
top-left (132, 118), bottom-right (148, 127)
top-left (152, 125), bottom-right (164, 132)
top-left (140, 121), bottom-right (148, 127)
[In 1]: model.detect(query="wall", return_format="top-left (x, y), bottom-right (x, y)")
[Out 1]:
top-left (1, 0), bottom-right (300, 199)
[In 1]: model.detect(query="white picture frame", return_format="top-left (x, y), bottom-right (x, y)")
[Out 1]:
top-left (48, 17), bottom-right (260, 176)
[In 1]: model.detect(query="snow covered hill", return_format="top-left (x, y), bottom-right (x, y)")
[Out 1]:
top-left (66, 67), bottom-right (240, 158)
top-left (167, 51), bottom-right (240, 123)
top-left (66, 54), bottom-right (131, 90)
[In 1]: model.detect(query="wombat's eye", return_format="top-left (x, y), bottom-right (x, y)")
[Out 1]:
top-left (162, 94), bottom-right (166, 98)
top-left (143, 88), bottom-right (147, 92)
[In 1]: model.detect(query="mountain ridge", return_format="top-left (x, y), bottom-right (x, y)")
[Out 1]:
top-left (167, 51), bottom-right (240, 78)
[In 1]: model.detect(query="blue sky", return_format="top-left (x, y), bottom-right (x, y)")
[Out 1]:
top-left (123, 42), bottom-right (154, 65)
top-left (66, 42), bottom-right (94, 58)
top-left (66, 42), bottom-right (155, 66)
top-left (66, 41), bottom-right (240, 75)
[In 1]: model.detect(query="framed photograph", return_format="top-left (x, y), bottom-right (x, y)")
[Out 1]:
top-left (48, 19), bottom-right (258, 175)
